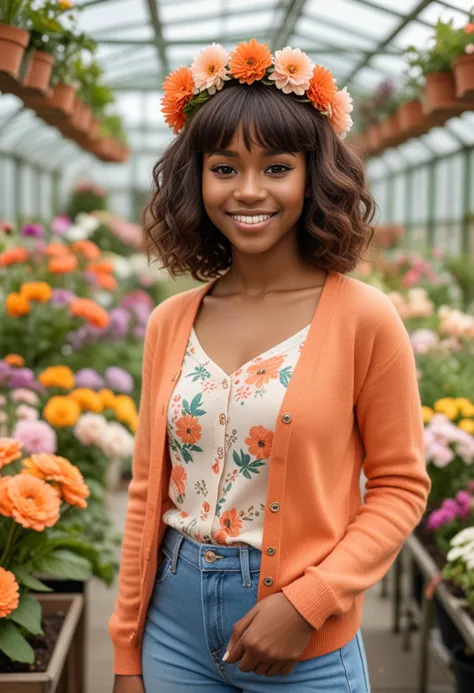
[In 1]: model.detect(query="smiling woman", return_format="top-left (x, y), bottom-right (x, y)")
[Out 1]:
top-left (143, 80), bottom-right (375, 280)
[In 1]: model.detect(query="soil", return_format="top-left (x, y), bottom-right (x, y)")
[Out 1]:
top-left (0, 610), bottom-right (65, 674)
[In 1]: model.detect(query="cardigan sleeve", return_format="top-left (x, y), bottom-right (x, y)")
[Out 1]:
top-left (108, 311), bottom-right (158, 675)
top-left (282, 307), bottom-right (431, 631)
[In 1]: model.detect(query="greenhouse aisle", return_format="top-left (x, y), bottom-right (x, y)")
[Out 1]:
top-left (86, 490), bottom-right (455, 693)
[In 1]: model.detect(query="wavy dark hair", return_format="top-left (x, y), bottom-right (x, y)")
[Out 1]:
top-left (144, 81), bottom-right (376, 280)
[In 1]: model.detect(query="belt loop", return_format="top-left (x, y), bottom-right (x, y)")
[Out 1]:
top-left (171, 533), bottom-right (185, 574)
top-left (240, 546), bottom-right (251, 587)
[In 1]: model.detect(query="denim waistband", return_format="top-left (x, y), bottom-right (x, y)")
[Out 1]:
top-left (161, 526), bottom-right (262, 587)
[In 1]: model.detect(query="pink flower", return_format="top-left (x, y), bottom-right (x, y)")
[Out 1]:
top-left (10, 389), bottom-right (39, 406)
top-left (466, 43), bottom-right (474, 54)
top-left (268, 47), bottom-right (314, 95)
top-left (402, 268), bottom-right (421, 287)
top-left (12, 420), bottom-right (57, 454)
top-left (465, 23), bottom-right (474, 34)
top-left (16, 405), bottom-right (39, 421)
top-left (330, 87), bottom-right (353, 138)
top-left (191, 43), bottom-right (230, 95)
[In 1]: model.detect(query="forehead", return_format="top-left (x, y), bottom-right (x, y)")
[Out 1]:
top-left (205, 126), bottom-right (299, 158)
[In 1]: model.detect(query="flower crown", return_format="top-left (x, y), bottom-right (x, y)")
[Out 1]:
top-left (161, 39), bottom-right (354, 139)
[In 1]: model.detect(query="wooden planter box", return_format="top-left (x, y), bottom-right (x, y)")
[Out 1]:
top-left (0, 594), bottom-right (85, 693)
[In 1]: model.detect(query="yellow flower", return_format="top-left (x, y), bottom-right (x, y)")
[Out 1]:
top-left (128, 412), bottom-right (138, 434)
top-left (69, 388), bottom-right (103, 413)
top-left (434, 398), bottom-right (458, 420)
top-left (459, 419), bottom-right (474, 435)
top-left (456, 399), bottom-right (474, 418)
top-left (39, 366), bottom-right (75, 390)
top-left (59, 0), bottom-right (73, 8)
top-left (114, 395), bottom-right (137, 424)
top-left (98, 388), bottom-right (116, 410)
top-left (44, 396), bottom-right (81, 427)
top-left (20, 281), bottom-right (52, 303)
top-left (421, 406), bottom-right (434, 424)
top-left (6, 293), bottom-right (30, 318)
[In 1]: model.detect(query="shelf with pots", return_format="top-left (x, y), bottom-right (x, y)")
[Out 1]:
top-left (348, 16), bottom-right (474, 158)
top-left (0, 0), bottom-right (129, 164)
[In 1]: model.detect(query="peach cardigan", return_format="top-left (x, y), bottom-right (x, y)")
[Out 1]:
top-left (109, 270), bottom-right (431, 676)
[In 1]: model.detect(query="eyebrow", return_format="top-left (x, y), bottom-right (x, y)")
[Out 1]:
top-left (207, 148), bottom-right (296, 158)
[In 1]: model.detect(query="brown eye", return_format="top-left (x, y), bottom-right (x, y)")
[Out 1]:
top-left (212, 165), bottom-right (235, 175)
top-left (267, 164), bottom-right (292, 174)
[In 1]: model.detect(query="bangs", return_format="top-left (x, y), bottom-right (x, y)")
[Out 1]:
top-left (186, 82), bottom-right (321, 154)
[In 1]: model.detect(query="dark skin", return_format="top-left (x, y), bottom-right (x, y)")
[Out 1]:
top-left (113, 125), bottom-right (326, 691)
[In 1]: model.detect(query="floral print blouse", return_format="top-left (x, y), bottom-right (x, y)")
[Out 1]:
top-left (162, 324), bottom-right (310, 551)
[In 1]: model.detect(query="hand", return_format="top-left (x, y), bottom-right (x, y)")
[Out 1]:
top-left (223, 592), bottom-right (314, 677)
top-left (112, 674), bottom-right (144, 693)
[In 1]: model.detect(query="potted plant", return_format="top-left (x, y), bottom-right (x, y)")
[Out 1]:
top-left (397, 72), bottom-right (427, 138)
top-left (435, 13), bottom-right (474, 100)
top-left (0, 438), bottom-right (92, 688)
top-left (357, 96), bottom-right (382, 156)
top-left (0, 0), bottom-right (30, 88)
top-left (373, 80), bottom-right (403, 148)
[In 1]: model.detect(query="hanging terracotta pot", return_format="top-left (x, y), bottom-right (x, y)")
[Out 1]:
top-left (367, 123), bottom-right (382, 154)
top-left (81, 104), bottom-right (93, 132)
top-left (69, 98), bottom-right (90, 135)
top-left (423, 70), bottom-right (463, 119)
top-left (381, 112), bottom-right (402, 148)
top-left (42, 83), bottom-right (77, 120)
top-left (22, 50), bottom-right (55, 95)
top-left (0, 24), bottom-right (29, 88)
top-left (452, 54), bottom-right (474, 101)
top-left (398, 99), bottom-right (426, 137)
top-left (94, 136), bottom-right (116, 161)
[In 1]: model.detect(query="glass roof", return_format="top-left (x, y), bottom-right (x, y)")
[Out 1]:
top-left (1, 0), bottom-right (473, 167)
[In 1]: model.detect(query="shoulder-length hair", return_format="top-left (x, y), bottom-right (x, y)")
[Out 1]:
top-left (144, 81), bottom-right (376, 281)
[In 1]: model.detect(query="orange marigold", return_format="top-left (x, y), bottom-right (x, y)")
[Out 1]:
top-left (98, 389), bottom-right (116, 409)
top-left (307, 64), bottom-right (337, 113)
top-left (86, 260), bottom-right (114, 274)
top-left (0, 438), bottom-right (22, 469)
top-left (3, 354), bottom-right (25, 367)
top-left (161, 66), bottom-right (196, 134)
top-left (23, 454), bottom-right (90, 509)
top-left (8, 474), bottom-right (61, 531)
top-left (0, 567), bottom-right (20, 618)
top-left (38, 365), bottom-right (75, 390)
top-left (6, 292), bottom-right (30, 318)
top-left (95, 273), bottom-right (117, 291)
top-left (20, 281), bottom-right (53, 303)
top-left (46, 242), bottom-right (70, 258)
top-left (229, 39), bottom-right (272, 85)
top-left (70, 298), bottom-right (109, 329)
top-left (0, 247), bottom-right (28, 267)
top-left (48, 255), bottom-right (78, 274)
top-left (0, 477), bottom-right (14, 517)
top-left (69, 388), bottom-right (103, 413)
top-left (71, 240), bottom-right (101, 260)
top-left (44, 396), bottom-right (81, 427)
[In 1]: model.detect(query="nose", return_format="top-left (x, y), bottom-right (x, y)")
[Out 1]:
top-left (233, 171), bottom-right (267, 204)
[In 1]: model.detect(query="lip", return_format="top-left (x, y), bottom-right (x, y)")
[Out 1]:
top-left (226, 211), bottom-right (278, 232)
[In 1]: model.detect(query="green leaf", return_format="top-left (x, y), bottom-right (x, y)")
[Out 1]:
top-left (189, 393), bottom-right (204, 417)
top-left (0, 621), bottom-right (35, 664)
top-left (7, 593), bottom-right (43, 635)
top-left (11, 565), bottom-right (52, 593)
top-left (33, 550), bottom-right (92, 581)
top-left (279, 366), bottom-right (292, 388)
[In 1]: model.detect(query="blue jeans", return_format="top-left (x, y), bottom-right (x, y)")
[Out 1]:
top-left (142, 527), bottom-right (371, 692)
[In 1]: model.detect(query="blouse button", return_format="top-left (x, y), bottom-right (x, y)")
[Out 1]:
top-left (266, 547), bottom-right (276, 556)
top-left (263, 577), bottom-right (274, 587)
top-left (219, 413), bottom-right (226, 425)
top-left (281, 413), bottom-right (292, 424)
top-left (270, 502), bottom-right (280, 513)
top-left (222, 379), bottom-right (229, 389)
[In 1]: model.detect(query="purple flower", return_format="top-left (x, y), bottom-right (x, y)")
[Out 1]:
top-left (83, 272), bottom-right (99, 286)
top-left (51, 214), bottom-right (72, 235)
top-left (51, 289), bottom-right (77, 306)
top-left (0, 361), bottom-right (11, 386)
top-left (9, 367), bottom-right (36, 389)
top-left (109, 308), bottom-right (130, 340)
top-left (131, 302), bottom-right (152, 325)
top-left (456, 491), bottom-right (471, 508)
top-left (442, 499), bottom-right (459, 514)
top-left (75, 368), bottom-right (105, 391)
top-left (105, 366), bottom-right (133, 394)
top-left (20, 223), bottom-right (44, 238)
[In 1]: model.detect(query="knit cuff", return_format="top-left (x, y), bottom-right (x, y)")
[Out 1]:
top-left (113, 642), bottom-right (142, 676)
top-left (282, 571), bottom-right (342, 631)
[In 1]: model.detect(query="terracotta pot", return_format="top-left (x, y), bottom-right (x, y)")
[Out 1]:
top-left (0, 24), bottom-right (29, 83)
top-left (423, 70), bottom-right (463, 119)
top-left (69, 99), bottom-right (90, 134)
top-left (94, 136), bottom-right (116, 161)
top-left (22, 50), bottom-right (54, 95)
top-left (367, 123), bottom-right (382, 154)
top-left (452, 54), bottom-right (474, 101)
top-left (381, 112), bottom-right (402, 148)
top-left (398, 99), bottom-right (426, 137)
top-left (41, 83), bottom-right (77, 120)
top-left (81, 104), bottom-right (93, 132)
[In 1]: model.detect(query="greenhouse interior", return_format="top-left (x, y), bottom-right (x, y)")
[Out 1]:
top-left (1, 0), bottom-right (474, 691)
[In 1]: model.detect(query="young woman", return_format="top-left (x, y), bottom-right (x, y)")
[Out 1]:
top-left (110, 41), bottom-right (431, 693)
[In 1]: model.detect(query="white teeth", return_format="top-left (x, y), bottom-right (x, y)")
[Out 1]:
top-left (231, 214), bottom-right (274, 224)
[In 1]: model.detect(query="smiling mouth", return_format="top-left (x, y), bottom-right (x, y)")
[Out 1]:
top-left (226, 212), bottom-right (278, 225)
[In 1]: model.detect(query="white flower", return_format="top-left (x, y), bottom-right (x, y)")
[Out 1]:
top-left (100, 422), bottom-right (134, 459)
top-left (74, 413), bottom-right (108, 446)
top-left (16, 405), bottom-right (39, 421)
top-left (11, 389), bottom-right (39, 406)
top-left (191, 43), bottom-right (231, 95)
top-left (111, 256), bottom-right (132, 280)
top-left (67, 225), bottom-right (89, 242)
top-left (75, 213), bottom-right (100, 234)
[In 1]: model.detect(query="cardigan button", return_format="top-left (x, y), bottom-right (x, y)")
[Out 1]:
top-left (266, 547), bottom-right (276, 556)
top-left (281, 413), bottom-right (292, 424)
top-left (270, 502), bottom-right (280, 513)
top-left (263, 577), bottom-right (274, 587)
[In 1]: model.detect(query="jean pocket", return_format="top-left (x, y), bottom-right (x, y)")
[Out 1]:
top-left (155, 549), bottom-right (172, 584)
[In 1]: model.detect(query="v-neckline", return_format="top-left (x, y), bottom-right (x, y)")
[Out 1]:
top-left (189, 322), bottom-right (311, 380)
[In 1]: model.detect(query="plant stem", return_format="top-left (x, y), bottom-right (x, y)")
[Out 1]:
top-left (0, 522), bottom-right (18, 568)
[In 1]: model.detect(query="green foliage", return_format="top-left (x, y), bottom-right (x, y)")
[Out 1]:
top-left (444, 254), bottom-right (474, 311)
top-left (99, 114), bottom-right (128, 146)
top-left (416, 347), bottom-right (474, 406)
top-left (0, 0), bottom-right (30, 27)
top-left (66, 182), bottom-right (108, 219)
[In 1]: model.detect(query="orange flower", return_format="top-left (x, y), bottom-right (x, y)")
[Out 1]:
top-left (86, 260), bottom-right (114, 274)
top-left (214, 509), bottom-right (243, 544)
top-left (0, 567), bottom-right (20, 618)
top-left (465, 23), bottom-right (474, 34)
top-left (7, 474), bottom-right (61, 531)
top-left (307, 64), bottom-right (337, 112)
top-left (20, 281), bottom-right (53, 303)
top-left (245, 425), bottom-right (273, 460)
top-left (161, 66), bottom-right (196, 134)
top-left (44, 396), bottom-right (81, 427)
top-left (171, 465), bottom-right (187, 497)
top-left (0, 247), bottom-right (28, 267)
top-left (0, 438), bottom-right (22, 469)
top-left (202, 501), bottom-right (210, 513)
top-left (69, 298), bottom-right (109, 329)
top-left (229, 39), bottom-right (272, 85)
top-left (98, 389), bottom-right (116, 409)
top-left (23, 453), bottom-right (90, 509)
top-left (3, 354), bottom-right (25, 367)
top-left (48, 255), bottom-right (78, 274)
top-left (0, 477), bottom-right (14, 517)
top-left (69, 388), bottom-right (103, 413)
top-left (6, 293), bottom-right (30, 318)
top-left (175, 414), bottom-right (202, 445)
top-left (95, 273), bottom-right (117, 291)
top-left (71, 240), bottom-right (101, 260)
top-left (245, 354), bottom-right (286, 389)
top-left (39, 365), bottom-right (75, 390)
top-left (46, 242), bottom-right (70, 258)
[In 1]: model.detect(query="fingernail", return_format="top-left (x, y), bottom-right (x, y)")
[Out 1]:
top-left (222, 651), bottom-right (229, 662)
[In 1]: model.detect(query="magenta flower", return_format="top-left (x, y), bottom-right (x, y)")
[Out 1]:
top-left (51, 215), bottom-right (72, 235)
top-left (20, 223), bottom-right (44, 238)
